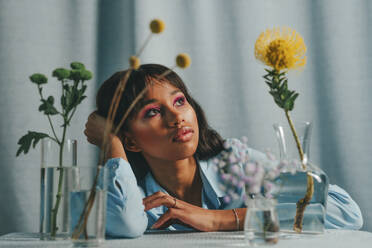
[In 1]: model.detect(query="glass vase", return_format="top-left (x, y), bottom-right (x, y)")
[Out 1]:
top-left (273, 121), bottom-right (329, 234)
top-left (40, 166), bottom-right (108, 244)
top-left (244, 196), bottom-right (280, 245)
top-left (69, 165), bottom-right (108, 246)
top-left (40, 139), bottom-right (108, 245)
top-left (40, 138), bottom-right (77, 240)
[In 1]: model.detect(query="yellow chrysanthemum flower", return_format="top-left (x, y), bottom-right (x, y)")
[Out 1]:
top-left (255, 27), bottom-right (306, 72)
top-left (176, 53), bottom-right (191, 68)
top-left (129, 56), bottom-right (140, 69)
top-left (150, 19), bottom-right (165, 34)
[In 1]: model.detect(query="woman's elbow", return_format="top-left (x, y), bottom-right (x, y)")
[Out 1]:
top-left (345, 203), bottom-right (363, 230)
top-left (106, 211), bottom-right (148, 238)
top-left (326, 185), bottom-right (364, 230)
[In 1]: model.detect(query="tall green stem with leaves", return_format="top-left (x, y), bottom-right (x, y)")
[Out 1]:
top-left (263, 69), bottom-right (314, 232)
top-left (16, 62), bottom-right (92, 237)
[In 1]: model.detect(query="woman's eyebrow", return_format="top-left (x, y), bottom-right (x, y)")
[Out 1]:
top-left (170, 90), bottom-right (181, 95)
top-left (140, 90), bottom-right (181, 106)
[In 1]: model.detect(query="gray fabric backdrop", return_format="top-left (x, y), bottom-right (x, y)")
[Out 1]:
top-left (0, 0), bottom-right (371, 234)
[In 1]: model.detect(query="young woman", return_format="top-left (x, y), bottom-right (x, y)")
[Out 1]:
top-left (84, 64), bottom-right (363, 238)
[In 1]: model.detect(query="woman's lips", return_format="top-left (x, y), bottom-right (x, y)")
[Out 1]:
top-left (172, 126), bottom-right (194, 142)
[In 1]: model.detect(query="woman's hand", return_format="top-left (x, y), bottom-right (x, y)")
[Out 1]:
top-left (84, 111), bottom-right (127, 161)
top-left (84, 111), bottom-right (109, 147)
top-left (143, 191), bottom-right (238, 231)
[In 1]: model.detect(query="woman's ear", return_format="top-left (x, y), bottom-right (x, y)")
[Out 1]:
top-left (123, 136), bottom-right (142, 152)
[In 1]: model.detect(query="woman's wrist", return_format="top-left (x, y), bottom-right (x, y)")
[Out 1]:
top-left (214, 208), bottom-right (246, 231)
top-left (106, 134), bottom-right (128, 161)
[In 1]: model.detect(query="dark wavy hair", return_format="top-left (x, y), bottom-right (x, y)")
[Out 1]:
top-left (96, 64), bottom-right (224, 180)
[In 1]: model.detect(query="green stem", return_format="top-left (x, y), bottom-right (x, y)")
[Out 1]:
top-left (285, 109), bottom-right (314, 233)
top-left (284, 110), bottom-right (305, 169)
top-left (50, 102), bottom-right (68, 237)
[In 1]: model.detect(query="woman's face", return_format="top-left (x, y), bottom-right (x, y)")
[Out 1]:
top-left (126, 81), bottom-right (199, 161)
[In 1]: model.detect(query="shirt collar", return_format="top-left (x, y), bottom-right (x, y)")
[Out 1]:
top-left (198, 159), bottom-right (226, 198)
top-left (141, 158), bottom-right (226, 208)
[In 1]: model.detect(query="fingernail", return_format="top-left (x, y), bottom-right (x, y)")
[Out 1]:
top-left (150, 224), bottom-right (157, 229)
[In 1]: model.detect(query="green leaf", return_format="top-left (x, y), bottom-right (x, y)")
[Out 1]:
top-left (283, 99), bottom-right (292, 111)
top-left (39, 96), bottom-right (59, 115)
top-left (279, 71), bottom-right (286, 77)
top-left (52, 68), bottom-right (71, 81)
top-left (264, 68), bottom-right (272, 74)
top-left (289, 93), bottom-right (299, 111)
top-left (77, 85), bottom-right (87, 102)
top-left (61, 84), bottom-right (71, 109)
top-left (63, 84), bottom-right (70, 91)
top-left (47, 96), bottom-right (54, 104)
top-left (284, 93), bottom-right (299, 111)
top-left (269, 90), bottom-right (277, 98)
top-left (269, 90), bottom-right (283, 106)
top-left (80, 84), bottom-right (87, 94)
top-left (64, 89), bottom-right (75, 114)
top-left (70, 62), bottom-right (85, 70)
top-left (30, 73), bottom-right (48, 85)
top-left (16, 131), bottom-right (49, 156)
top-left (280, 92), bottom-right (286, 101)
top-left (278, 77), bottom-right (286, 86)
top-left (263, 74), bottom-right (271, 81)
top-left (78, 95), bottom-right (87, 105)
top-left (279, 81), bottom-right (288, 93)
top-left (64, 84), bottom-right (86, 114)
top-left (274, 99), bottom-right (284, 109)
top-left (265, 81), bottom-right (272, 88)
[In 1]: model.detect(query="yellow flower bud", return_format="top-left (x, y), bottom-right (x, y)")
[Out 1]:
top-left (176, 53), bottom-right (191, 69)
top-left (129, 56), bottom-right (140, 69)
top-left (150, 19), bottom-right (165, 34)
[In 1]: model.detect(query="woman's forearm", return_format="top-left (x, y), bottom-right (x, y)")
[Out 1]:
top-left (105, 134), bottom-right (128, 161)
top-left (105, 158), bottom-right (148, 238)
top-left (214, 208), bottom-right (246, 231)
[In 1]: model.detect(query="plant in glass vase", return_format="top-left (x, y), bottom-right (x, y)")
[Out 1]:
top-left (16, 62), bottom-right (92, 238)
top-left (254, 27), bottom-right (326, 233)
top-left (212, 138), bottom-right (297, 245)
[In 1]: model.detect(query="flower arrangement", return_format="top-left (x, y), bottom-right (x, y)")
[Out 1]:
top-left (254, 27), bottom-right (312, 233)
top-left (16, 62), bottom-right (92, 237)
top-left (213, 138), bottom-right (301, 244)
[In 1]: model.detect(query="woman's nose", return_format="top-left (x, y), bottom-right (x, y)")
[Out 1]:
top-left (166, 109), bottom-right (184, 127)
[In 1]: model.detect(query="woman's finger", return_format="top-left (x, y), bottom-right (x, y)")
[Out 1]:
top-left (155, 219), bottom-right (174, 229)
top-left (151, 208), bottom-right (179, 229)
top-left (142, 191), bottom-right (167, 205)
top-left (144, 195), bottom-right (176, 211)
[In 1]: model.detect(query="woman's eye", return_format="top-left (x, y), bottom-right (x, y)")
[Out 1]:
top-left (174, 96), bottom-right (186, 106)
top-left (144, 108), bottom-right (160, 118)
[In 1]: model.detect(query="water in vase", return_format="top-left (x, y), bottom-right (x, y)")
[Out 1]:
top-left (273, 121), bottom-right (329, 234)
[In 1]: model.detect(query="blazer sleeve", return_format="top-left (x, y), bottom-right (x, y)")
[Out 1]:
top-left (105, 158), bottom-right (148, 238)
top-left (325, 184), bottom-right (363, 230)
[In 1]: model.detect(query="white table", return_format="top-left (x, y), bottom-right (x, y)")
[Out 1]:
top-left (1, 230), bottom-right (372, 247)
